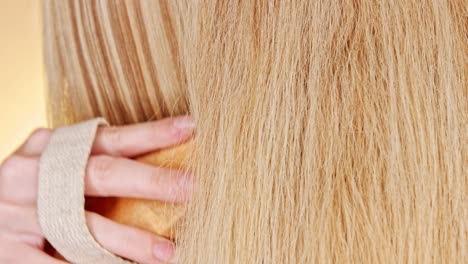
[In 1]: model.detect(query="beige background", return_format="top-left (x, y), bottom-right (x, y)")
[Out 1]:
top-left (0, 1), bottom-right (45, 161)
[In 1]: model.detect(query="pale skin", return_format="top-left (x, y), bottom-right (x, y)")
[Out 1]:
top-left (0, 115), bottom-right (195, 264)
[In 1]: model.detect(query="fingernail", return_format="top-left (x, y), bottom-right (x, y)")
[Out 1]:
top-left (173, 116), bottom-right (195, 129)
top-left (153, 240), bottom-right (175, 262)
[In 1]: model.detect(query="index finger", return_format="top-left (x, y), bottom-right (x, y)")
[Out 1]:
top-left (92, 116), bottom-right (195, 157)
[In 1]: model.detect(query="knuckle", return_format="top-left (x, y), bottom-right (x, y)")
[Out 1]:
top-left (87, 156), bottom-right (115, 194)
top-left (165, 177), bottom-right (179, 199)
top-left (169, 171), bottom-right (191, 201)
top-left (29, 128), bottom-right (52, 143)
top-left (148, 119), bottom-right (173, 138)
top-left (0, 201), bottom-right (16, 224)
top-left (170, 174), bottom-right (185, 200)
top-left (129, 168), bottom-right (164, 199)
top-left (148, 168), bottom-right (166, 187)
top-left (148, 121), bottom-right (165, 132)
top-left (23, 128), bottom-right (53, 152)
top-left (0, 156), bottom-right (37, 202)
top-left (103, 127), bottom-right (124, 155)
top-left (0, 155), bottom-right (24, 182)
top-left (149, 168), bottom-right (182, 200)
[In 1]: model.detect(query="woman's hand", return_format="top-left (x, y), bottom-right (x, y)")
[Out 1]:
top-left (0, 116), bottom-right (194, 264)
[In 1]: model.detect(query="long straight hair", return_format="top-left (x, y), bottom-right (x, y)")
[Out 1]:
top-left (44, 1), bottom-right (467, 263)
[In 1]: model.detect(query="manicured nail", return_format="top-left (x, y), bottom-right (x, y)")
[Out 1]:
top-left (173, 116), bottom-right (195, 129)
top-left (153, 240), bottom-right (175, 262)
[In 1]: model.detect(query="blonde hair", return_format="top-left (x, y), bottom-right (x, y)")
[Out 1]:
top-left (44, 1), bottom-right (467, 263)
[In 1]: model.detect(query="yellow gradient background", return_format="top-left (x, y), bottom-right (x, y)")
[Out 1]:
top-left (0, 1), bottom-right (45, 161)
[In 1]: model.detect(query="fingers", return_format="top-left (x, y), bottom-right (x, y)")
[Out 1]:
top-left (0, 201), bottom-right (43, 236)
top-left (92, 116), bottom-right (195, 157)
top-left (12, 115), bottom-right (195, 159)
top-left (0, 117), bottom-right (193, 263)
top-left (0, 240), bottom-right (67, 264)
top-left (0, 155), bottom-right (192, 204)
top-left (85, 155), bottom-right (192, 202)
top-left (0, 202), bottom-right (45, 250)
top-left (0, 155), bottom-right (38, 203)
top-left (6, 232), bottom-right (45, 250)
top-left (14, 128), bottom-right (52, 156)
top-left (86, 212), bottom-right (174, 264)
top-left (0, 203), bottom-right (175, 263)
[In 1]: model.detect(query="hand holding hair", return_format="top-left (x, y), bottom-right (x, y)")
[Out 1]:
top-left (0, 115), bottom-right (195, 264)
